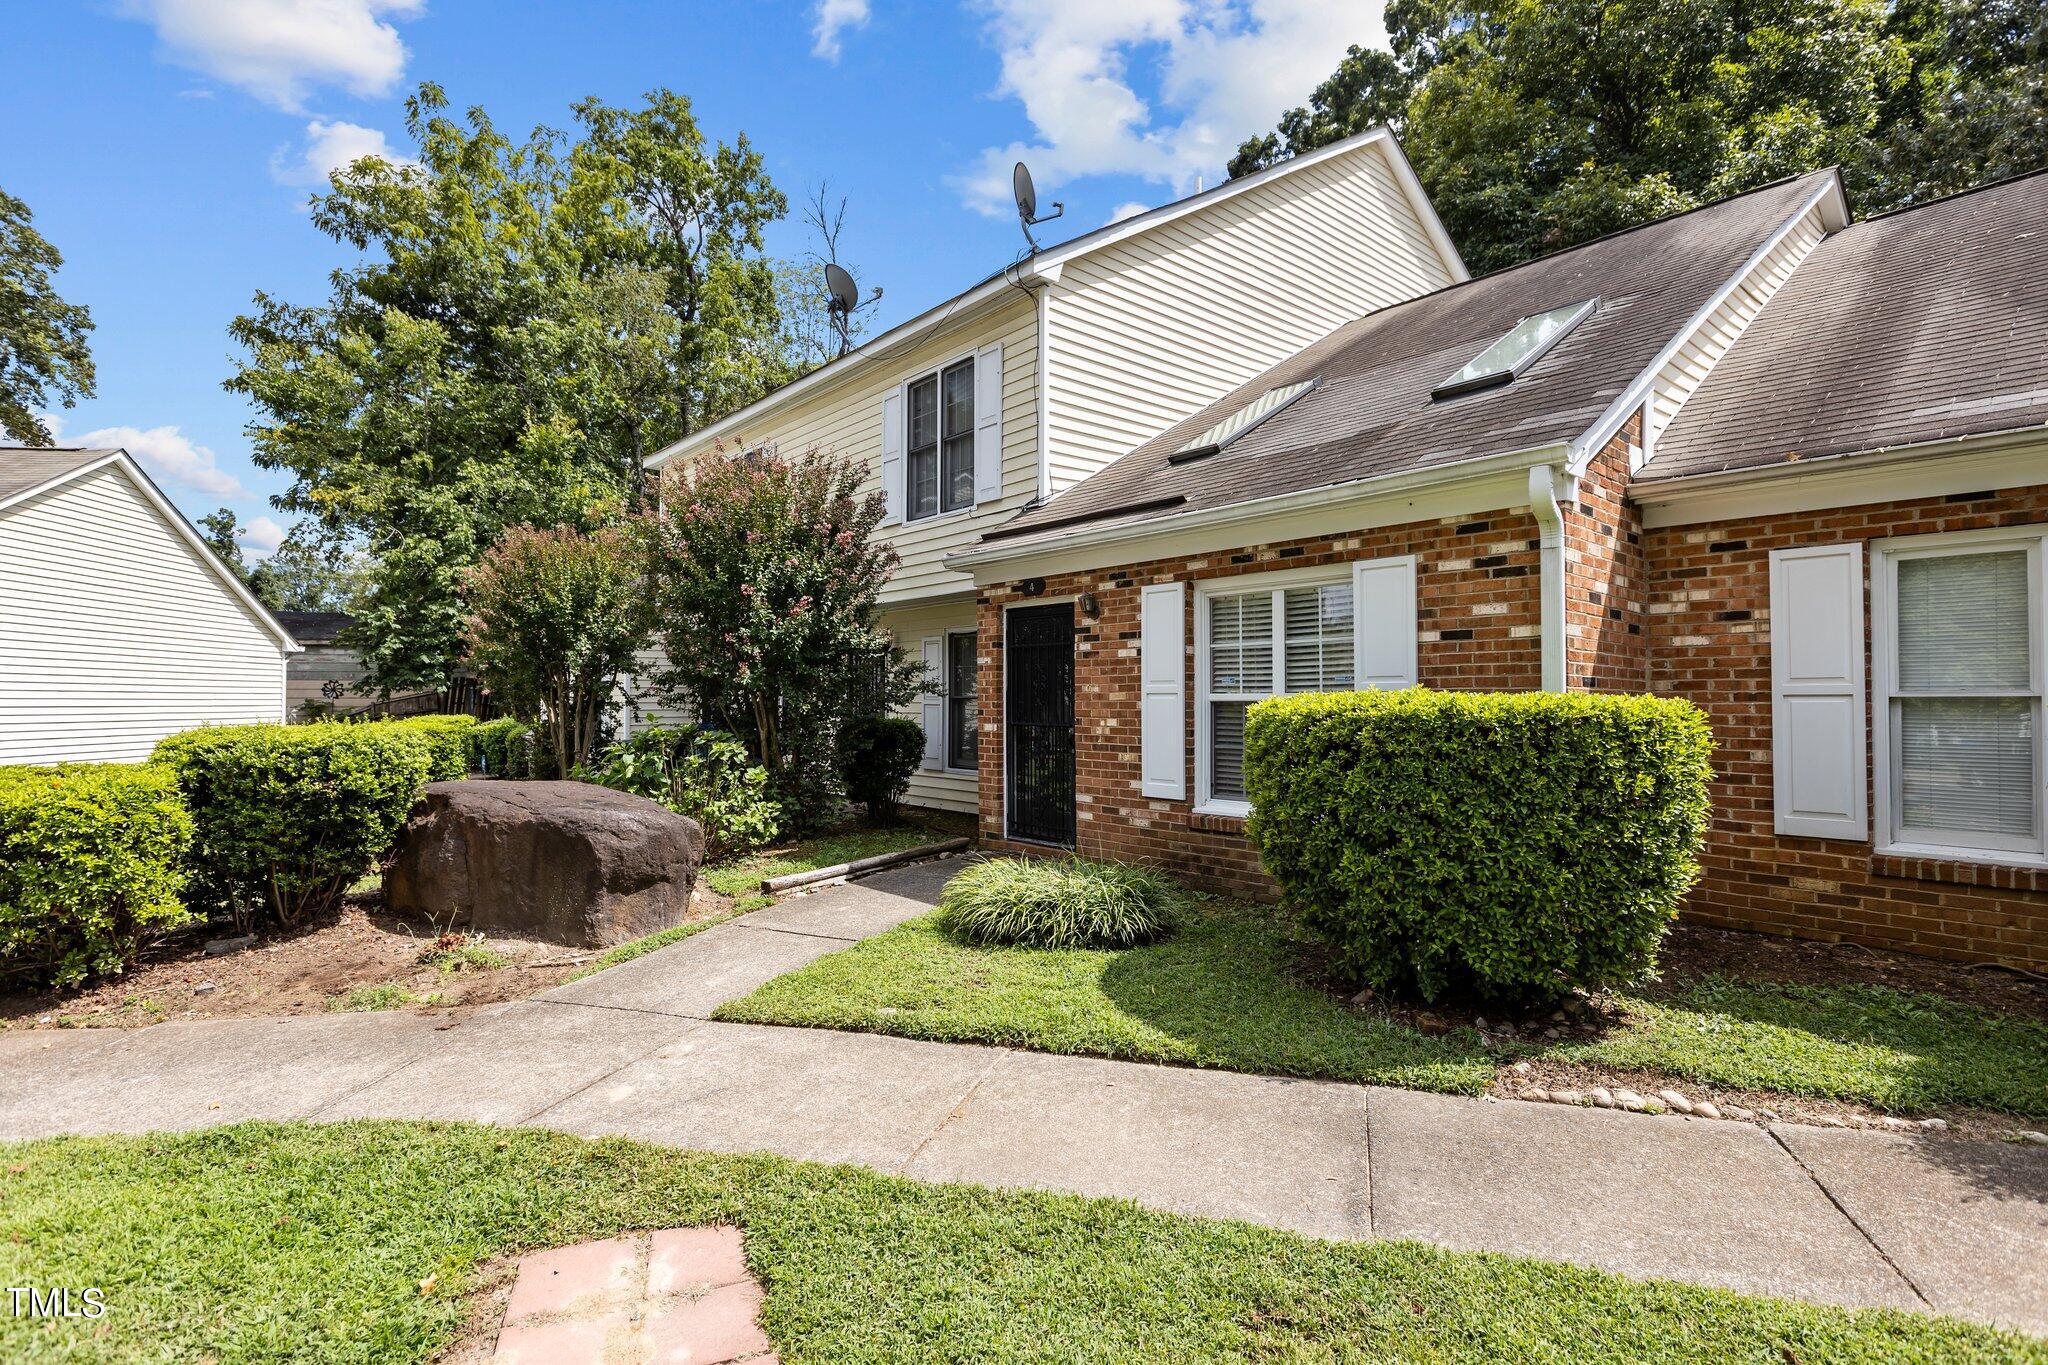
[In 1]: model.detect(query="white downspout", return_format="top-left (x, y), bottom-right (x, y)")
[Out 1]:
top-left (1528, 463), bottom-right (1566, 693)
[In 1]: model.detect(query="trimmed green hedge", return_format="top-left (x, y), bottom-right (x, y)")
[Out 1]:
top-left (388, 715), bottom-right (476, 781)
top-left (0, 764), bottom-right (195, 988)
top-left (151, 723), bottom-right (435, 929)
top-left (1245, 689), bottom-right (1713, 1002)
top-left (466, 718), bottom-right (557, 780)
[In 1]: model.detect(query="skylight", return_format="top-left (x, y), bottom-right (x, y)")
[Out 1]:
top-left (1169, 380), bottom-right (1316, 463)
top-left (1432, 297), bottom-right (1597, 400)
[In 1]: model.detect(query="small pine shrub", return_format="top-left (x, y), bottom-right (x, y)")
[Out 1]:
top-left (837, 715), bottom-right (925, 820)
top-left (941, 856), bottom-right (1176, 950)
top-left (0, 764), bottom-right (195, 989)
top-left (152, 723), bottom-right (436, 930)
top-left (1244, 688), bottom-right (1713, 1003)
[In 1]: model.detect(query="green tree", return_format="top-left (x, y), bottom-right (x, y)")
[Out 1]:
top-left (462, 524), bottom-right (648, 775)
top-left (570, 89), bottom-right (788, 437)
top-left (0, 187), bottom-right (94, 446)
top-left (1228, 0), bottom-right (2045, 273)
top-left (640, 447), bottom-right (917, 827)
top-left (198, 508), bottom-right (248, 579)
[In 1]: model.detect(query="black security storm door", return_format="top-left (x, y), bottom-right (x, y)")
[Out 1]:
top-left (1004, 603), bottom-right (1076, 846)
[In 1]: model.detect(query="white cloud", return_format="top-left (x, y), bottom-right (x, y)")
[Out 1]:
top-left (812, 0), bottom-right (870, 60)
top-left (1106, 200), bottom-right (1150, 224)
top-left (958, 0), bottom-right (1378, 214)
top-left (120, 0), bottom-right (425, 111)
top-left (271, 119), bottom-right (409, 186)
top-left (75, 424), bottom-right (245, 499)
top-left (239, 515), bottom-right (290, 556)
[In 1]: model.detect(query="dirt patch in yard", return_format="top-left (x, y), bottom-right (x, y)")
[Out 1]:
top-left (0, 888), bottom-right (734, 1032)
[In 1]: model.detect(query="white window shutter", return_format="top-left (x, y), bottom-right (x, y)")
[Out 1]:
top-left (973, 342), bottom-right (1004, 505)
top-left (1353, 555), bottom-right (1418, 688)
top-left (1139, 583), bottom-right (1186, 799)
top-left (880, 387), bottom-right (905, 524)
top-left (919, 636), bottom-right (945, 769)
top-left (1771, 544), bottom-right (1867, 838)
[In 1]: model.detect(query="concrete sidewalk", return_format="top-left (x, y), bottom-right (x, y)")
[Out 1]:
top-left (3, 856), bottom-right (2043, 1336)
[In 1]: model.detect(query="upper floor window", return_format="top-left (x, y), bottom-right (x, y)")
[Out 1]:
top-left (1875, 529), bottom-right (2046, 864)
top-left (908, 359), bottom-right (975, 520)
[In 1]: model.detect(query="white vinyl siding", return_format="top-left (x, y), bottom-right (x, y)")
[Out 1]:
top-left (1194, 558), bottom-right (1415, 815)
top-left (1769, 544), bottom-right (1868, 839)
top-left (1644, 205), bottom-right (1828, 461)
top-left (1873, 529), bottom-right (2047, 863)
top-left (0, 464), bottom-right (288, 764)
top-left (882, 598), bottom-right (980, 814)
top-left (666, 298), bottom-right (1038, 604)
top-left (1041, 140), bottom-right (1458, 495)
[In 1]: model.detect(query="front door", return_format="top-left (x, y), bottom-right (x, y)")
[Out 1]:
top-left (1005, 603), bottom-right (1076, 846)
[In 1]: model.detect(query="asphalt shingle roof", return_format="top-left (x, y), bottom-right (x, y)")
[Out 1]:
top-left (982, 173), bottom-right (1833, 552)
top-left (1642, 169), bottom-right (2048, 482)
top-left (0, 447), bottom-right (118, 503)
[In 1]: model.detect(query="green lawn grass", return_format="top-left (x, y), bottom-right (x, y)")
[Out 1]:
top-left (1, 1121), bottom-right (2032, 1363)
top-left (716, 901), bottom-right (1497, 1095)
top-left (702, 823), bottom-right (960, 899)
top-left (717, 901), bottom-right (2048, 1118)
top-left (1573, 977), bottom-right (2048, 1117)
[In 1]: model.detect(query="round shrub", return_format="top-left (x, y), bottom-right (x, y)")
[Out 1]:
top-left (152, 723), bottom-right (436, 929)
top-left (941, 857), bottom-right (1176, 950)
top-left (1244, 689), bottom-right (1713, 1003)
top-left (468, 717), bottom-right (532, 777)
top-left (0, 764), bottom-right (194, 989)
top-left (837, 715), bottom-right (925, 819)
top-left (584, 725), bottom-right (782, 858)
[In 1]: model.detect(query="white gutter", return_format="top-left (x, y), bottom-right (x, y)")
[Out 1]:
top-left (946, 441), bottom-right (1572, 573)
top-left (1527, 464), bottom-right (1567, 693)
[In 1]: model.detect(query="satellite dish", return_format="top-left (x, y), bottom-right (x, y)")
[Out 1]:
top-left (1013, 160), bottom-right (1064, 252)
top-left (824, 261), bottom-right (859, 317)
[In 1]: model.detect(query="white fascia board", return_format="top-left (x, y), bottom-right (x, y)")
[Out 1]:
top-left (947, 442), bottom-right (1570, 584)
top-left (111, 453), bottom-right (304, 653)
top-left (1564, 171), bottom-right (1849, 476)
top-left (1635, 426), bottom-right (2048, 528)
top-left (648, 126), bottom-right (1465, 471)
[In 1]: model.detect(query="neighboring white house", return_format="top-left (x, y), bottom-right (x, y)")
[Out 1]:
top-left (635, 127), bottom-right (1467, 812)
top-left (0, 446), bottom-right (299, 764)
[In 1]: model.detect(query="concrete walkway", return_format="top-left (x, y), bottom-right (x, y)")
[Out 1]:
top-left (3, 856), bottom-right (2043, 1336)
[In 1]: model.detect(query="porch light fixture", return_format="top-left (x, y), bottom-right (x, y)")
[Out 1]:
top-left (1168, 379), bottom-right (1317, 464)
top-left (1432, 297), bottom-right (1597, 401)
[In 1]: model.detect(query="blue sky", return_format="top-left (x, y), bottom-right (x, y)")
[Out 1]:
top-left (4, 1), bottom-right (1379, 553)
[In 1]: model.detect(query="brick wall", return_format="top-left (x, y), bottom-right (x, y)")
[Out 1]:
top-left (976, 509), bottom-right (1543, 896)
top-left (1643, 485), bottom-right (2048, 968)
top-left (1566, 422), bottom-right (1650, 692)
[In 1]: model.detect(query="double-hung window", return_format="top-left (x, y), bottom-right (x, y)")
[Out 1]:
top-left (1875, 528), bottom-right (2046, 864)
top-left (1198, 573), bottom-right (1357, 810)
top-left (907, 358), bottom-right (975, 521)
top-left (945, 630), bottom-right (978, 770)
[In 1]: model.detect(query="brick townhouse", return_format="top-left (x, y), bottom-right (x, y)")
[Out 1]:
top-left (945, 167), bottom-right (2048, 970)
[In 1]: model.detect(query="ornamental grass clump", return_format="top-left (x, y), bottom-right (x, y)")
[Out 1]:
top-left (941, 857), bottom-right (1177, 950)
top-left (1245, 688), bottom-right (1713, 1004)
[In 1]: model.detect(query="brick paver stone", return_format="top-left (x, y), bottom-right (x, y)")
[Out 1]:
top-left (493, 1226), bottom-right (772, 1364)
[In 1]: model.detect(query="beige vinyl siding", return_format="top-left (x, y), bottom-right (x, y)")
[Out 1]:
top-left (1040, 140), bottom-right (1458, 494)
top-left (664, 297), bottom-right (1039, 605)
top-left (0, 465), bottom-right (287, 764)
top-left (619, 645), bottom-right (693, 735)
top-left (884, 596), bottom-right (980, 814)
top-left (1645, 205), bottom-right (1829, 453)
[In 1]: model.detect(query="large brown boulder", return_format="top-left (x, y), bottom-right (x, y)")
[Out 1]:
top-left (385, 780), bottom-right (703, 947)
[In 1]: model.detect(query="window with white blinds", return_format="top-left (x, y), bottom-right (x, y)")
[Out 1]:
top-left (1200, 577), bottom-right (1357, 805)
top-left (1878, 533), bottom-right (2045, 861)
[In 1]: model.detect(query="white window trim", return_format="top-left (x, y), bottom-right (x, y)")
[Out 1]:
top-left (1871, 525), bottom-right (2048, 867)
top-left (942, 627), bottom-right (979, 775)
top-left (1193, 563), bottom-right (1357, 818)
top-left (901, 349), bottom-right (980, 524)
